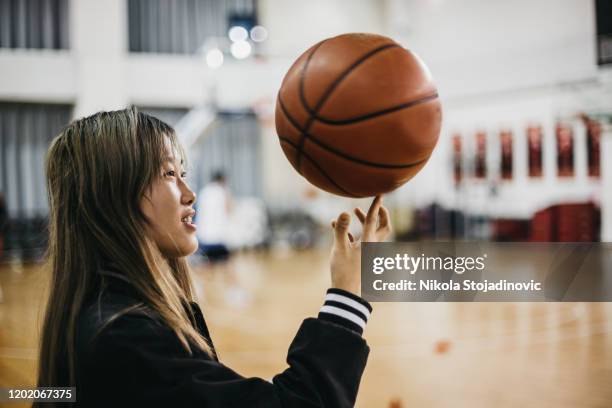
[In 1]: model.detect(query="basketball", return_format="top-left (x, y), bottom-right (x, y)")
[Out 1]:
top-left (275, 33), bottom-right (442, 198)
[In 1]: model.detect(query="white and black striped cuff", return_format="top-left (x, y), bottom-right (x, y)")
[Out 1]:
top-left (318, 288), bottom-right (373, 336)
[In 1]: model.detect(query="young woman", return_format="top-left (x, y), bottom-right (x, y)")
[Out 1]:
top-left (36, 107), bottom-right (391, 407)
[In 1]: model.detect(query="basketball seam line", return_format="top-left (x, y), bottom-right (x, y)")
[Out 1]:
top-left (279, 136), bottom-right (353, 196)
top-left (311, 92), bottom-right (439, 125)
top-left (292, 41), bottom-right (400, 195)
top-left (279, 97), bottom-right (430, 169)
top-left (295, 42), bottom-right (398, 174)
top-left (300, 42), bottom-right (399, 115)
top-left (295, 40), bottom-right (327, 173)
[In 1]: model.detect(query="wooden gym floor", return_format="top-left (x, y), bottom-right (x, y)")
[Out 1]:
top-left (0, 249), bottom-right (611, 407)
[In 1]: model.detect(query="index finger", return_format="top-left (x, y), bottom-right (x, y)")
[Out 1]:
top-left (366, 195), bottom-right (383, 222)
top-left (377, 205), bottom-right (390, 231)
top-left (363, 195), bottom-right (383, 240)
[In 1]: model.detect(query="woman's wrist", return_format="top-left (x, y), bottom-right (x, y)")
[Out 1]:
top-left (329, 282), bottom-right (360, 297)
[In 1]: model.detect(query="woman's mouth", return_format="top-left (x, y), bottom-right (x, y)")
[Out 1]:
top-left (181, 215), bottom-right (196, 231)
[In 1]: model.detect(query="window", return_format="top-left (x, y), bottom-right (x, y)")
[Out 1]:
top-left (0, 102), bottom-right (71, 217)
top-left (0, 102), bottom-right (72, 258)
top-left (192, 112), bottom-right (262, 198)
top-left (128, 0), bottom-right (257, 54)
top-left (596, 0), bottom-right (612, 65)
top-left (0, 0), bottom-right (69, 50)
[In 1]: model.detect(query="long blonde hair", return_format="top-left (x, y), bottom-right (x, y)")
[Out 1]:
top-left (36, 107), bottom-right (213, 390)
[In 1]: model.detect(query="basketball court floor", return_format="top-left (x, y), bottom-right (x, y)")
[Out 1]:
top-left (1, 249), bottom-right (610, 408)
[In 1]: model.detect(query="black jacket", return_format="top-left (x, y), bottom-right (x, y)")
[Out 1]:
top-left (73, 273), bottom-right (373, 407)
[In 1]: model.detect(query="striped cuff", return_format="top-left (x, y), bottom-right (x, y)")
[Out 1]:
top-left (317, 288), bottom-right (373, 336)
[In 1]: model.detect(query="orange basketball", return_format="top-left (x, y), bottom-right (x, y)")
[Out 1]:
top-left (275, 33), bottom-right (442, 198)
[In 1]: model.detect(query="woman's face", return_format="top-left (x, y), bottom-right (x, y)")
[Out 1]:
top-left (141, 139), bottom-right (198, 258)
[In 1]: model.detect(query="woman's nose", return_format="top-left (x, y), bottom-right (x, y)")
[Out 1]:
top-left (180, 180), bottom-right (196, 205)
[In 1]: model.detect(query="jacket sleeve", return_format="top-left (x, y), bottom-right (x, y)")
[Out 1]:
top-left (87, 288), bottom-right (373, 408)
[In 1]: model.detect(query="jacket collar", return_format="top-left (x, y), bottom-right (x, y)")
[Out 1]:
top-left (96, 266), bottom-right (217, 360)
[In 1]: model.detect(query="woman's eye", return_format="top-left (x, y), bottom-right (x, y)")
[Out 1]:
top-left (165, 170), bottom-right (176, 177)
top-left (181, 172), bottom-right (187, 178)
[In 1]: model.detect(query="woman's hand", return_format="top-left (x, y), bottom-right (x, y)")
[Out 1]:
top-left (329, 195), bottom-right (392, 296)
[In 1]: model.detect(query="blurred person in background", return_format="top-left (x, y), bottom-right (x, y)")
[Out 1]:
top-left (35, 107), bottom-right (390, 407)
top-left (195, 170), bottom-right (231, 262)
top-left (195, 170), bottom-right (250, 308)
